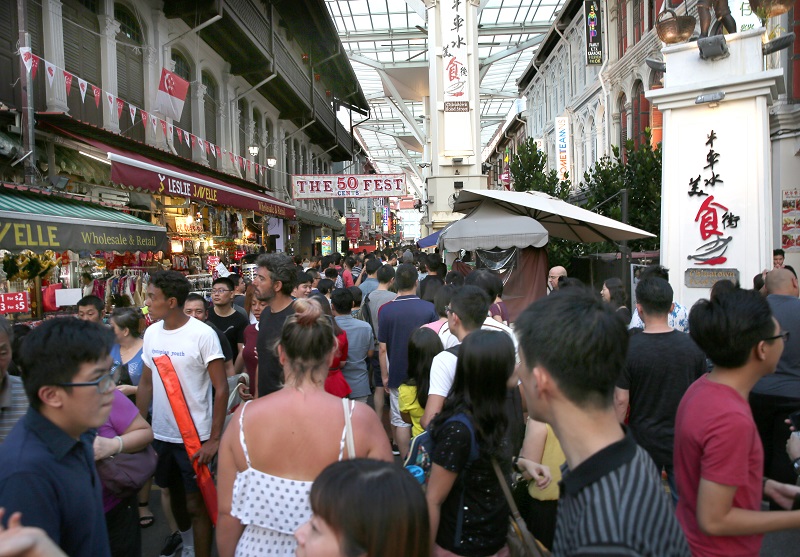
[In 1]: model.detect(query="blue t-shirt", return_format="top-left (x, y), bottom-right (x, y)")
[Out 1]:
top-left (377, 295), bottom-right (438, 388)
top-left (0, 409), bottom-right (111, 557)
top-left (110, 343), bottom-right (144, 386)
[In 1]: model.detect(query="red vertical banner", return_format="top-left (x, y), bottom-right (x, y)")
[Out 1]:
top-left (346, 217), bottom-right (360, 240)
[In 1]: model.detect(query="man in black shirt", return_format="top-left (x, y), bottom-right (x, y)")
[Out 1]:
top-left (206, 277), bottom-right (249, 363)
top-left (614, 277), bottom-right (707, 502)
top-left (515, 289), bottom-right (690, 556)
top-left (184, 294), bottom-right (235, 376)
top-left (419, 254), bottom-right (444, 303)
top-left (254, 254), bottom-right (296, 397)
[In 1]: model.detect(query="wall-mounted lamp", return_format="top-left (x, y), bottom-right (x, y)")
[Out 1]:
top-left (266, 157), bottom-right (277, 168)
top-left (695, 91), bottom-right (725, 107)
top-left (248, 144), bottom-right (259, 158)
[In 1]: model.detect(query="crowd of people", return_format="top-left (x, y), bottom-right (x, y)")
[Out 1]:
top-left (2, 247), bottom-right (800, 557)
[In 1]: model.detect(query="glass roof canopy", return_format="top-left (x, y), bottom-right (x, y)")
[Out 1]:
top-left (325, 0), bottom-right (564, 179)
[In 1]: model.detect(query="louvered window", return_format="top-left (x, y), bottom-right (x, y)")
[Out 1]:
top-left (172, 51), bottom-right (193, 159)
top-left (115, 4), bottom-right (143, 141)
top-left (63, 0), bottom-right (102, 126)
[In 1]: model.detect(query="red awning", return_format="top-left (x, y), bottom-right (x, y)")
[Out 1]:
top-left (47, 125), bottom-right (295, 219)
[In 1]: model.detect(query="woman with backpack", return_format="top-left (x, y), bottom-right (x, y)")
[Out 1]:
top-left (425, 330), bottom-right (517, 557)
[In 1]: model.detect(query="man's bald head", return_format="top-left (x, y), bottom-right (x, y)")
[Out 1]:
top-left (765, 267), bottom-right (799, 297)
top-left (549, 266), bottom-right (568, 290)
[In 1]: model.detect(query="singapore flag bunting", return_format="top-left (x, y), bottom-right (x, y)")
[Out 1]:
top-left (155, 68), bottom-right (189, 121)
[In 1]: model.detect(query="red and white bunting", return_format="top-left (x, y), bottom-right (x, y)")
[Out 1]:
top-left (151, 115), bottom-right (158, 135)
top-left (129, 105), bottom-right (137, 123)
top-left (64, 72), bottom-right (73, 96)
top-left (255, 164), bottom-right (260, 175)
top-left (141, 110), bottom-right (149, 128)
top-left (106, 93), bottom-right (114, 112)
top-left (190, 135), bottom-right (197, 148)
top-left (228, 151), bottom-right (234, 164)
top-left (216, 146), bottom-right (221, 158)
top-left (92, 85), bottom-right (101, 108)
top-left (197, 137), bottom-right (204, 151)
top-left (246, 160), bottom-right (251, 171)
top-left (78, 78), bottom-right (88, 103)
top-left (116, 97), bottom-right (124, 120)
top-left (19, 48), bottom-right (33, 73)
top-left (176, 128), bottom-right (183, 143)
top-left (45, 61), bottom-right (56, 88)
top-left (207, 142), bottom-right (213, 156)
top-left (160, 120), bottom-right (167, 137)
top-left (30, 56), bottom-right (39, 80)
top-left (167, 122), bottom-right (174, 138)
top-left (184, 129), bottom-right (190, 148)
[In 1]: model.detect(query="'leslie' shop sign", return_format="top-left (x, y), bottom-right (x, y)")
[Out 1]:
top-left (0, 217), bottom-right (168, 252)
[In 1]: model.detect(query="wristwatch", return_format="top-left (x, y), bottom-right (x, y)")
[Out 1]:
top-left (793, 457), bottom-right (800, 475)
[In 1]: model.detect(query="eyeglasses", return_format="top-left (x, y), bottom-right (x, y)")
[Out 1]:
top-left (445, 305), bottom-right (455, 315)
top-left (764, 330), bottom-right (790, 343)
top-left (57, 366), bottom-right (121, 394)
top-left (211, 288), bottom-right (232, 295)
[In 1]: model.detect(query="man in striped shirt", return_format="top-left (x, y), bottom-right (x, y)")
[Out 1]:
top-left (515, 289), bottom-right (690, 556)
top-left (0, 318), bottom-right (26, 444)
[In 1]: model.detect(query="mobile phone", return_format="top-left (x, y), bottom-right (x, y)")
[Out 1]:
top-left (789, 410), bottom-right (800, 431)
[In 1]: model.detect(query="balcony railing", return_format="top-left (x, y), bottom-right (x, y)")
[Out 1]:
top-left (274, 37), bottom-right (311, 108)
top-left (224, 0), bottom-right (273, 59)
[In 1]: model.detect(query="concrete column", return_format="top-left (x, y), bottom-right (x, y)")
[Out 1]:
top-left (98, 14), bottom-right (121, 134)
top-left (192, 82), bottom-right (208, 164)
top-left (142, 45), bottom-right (159, 146)
top-left (41, 0), bottom-right (69, 113)
top-left (220, 69), bottom-right (236, 173)
top-left (246, 118), bottom-right (256, 180)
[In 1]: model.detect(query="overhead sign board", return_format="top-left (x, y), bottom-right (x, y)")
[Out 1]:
top-left (292, 174), bottom-right (407, 199)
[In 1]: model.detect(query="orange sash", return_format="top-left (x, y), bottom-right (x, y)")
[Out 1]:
top-left (153, 354), bottom-right (218, 525)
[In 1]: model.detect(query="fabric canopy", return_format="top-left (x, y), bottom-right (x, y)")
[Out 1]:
top-left (417, 228), bottom-right (442, 249)
top-left (0, 185), bottom-right (168, 252)
top-left (452, 189), bottom-right (655, 243)
top-left (439, 202), bottom-right (549, 251)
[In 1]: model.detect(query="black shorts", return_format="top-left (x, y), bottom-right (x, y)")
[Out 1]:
top-left (153, 440), bottom-right (200, 493)
top-left (369, 353), bottom-right (383, 388)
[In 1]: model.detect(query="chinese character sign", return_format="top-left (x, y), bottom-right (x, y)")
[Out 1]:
top-left (441, 0), bottom-right (475, 156)
top-left (686, 130), bottom-right (741, 266)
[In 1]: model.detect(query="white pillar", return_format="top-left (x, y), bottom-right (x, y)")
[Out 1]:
top-left (98, 15), bottom-right (121, 134)
top-left (647, 29), bottom-right (783, 308)
top-left (42, 0), bottom-right (69, 113)
top-left (192, 82), bottom-right (208, 164)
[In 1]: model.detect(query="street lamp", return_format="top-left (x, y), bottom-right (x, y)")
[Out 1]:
top-left (248, 144), bottom-right (259, 158)
top-left (266, 157), bottom-right (277, 168)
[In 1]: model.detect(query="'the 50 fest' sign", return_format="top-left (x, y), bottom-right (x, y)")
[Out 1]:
top-left (292, 174), bottom-right (406, 199)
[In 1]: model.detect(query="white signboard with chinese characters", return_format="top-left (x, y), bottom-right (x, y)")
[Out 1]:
top-left (441, 0), bottom-right (474, 156)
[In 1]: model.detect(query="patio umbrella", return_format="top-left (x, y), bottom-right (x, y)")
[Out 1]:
top-left (452, 189), bottom-right (655, 243)
top-left (439, 202), bottom-right (549, 251)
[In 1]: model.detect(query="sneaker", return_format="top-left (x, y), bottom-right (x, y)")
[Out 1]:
top-left (159, 531), bottom-right (182, 557)
top-left (181, 546), bottom-right (195, 557)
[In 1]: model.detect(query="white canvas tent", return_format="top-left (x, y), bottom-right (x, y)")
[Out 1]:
top-left (439, 202), bottom-right (549, 251)
top-left (452, 189), bottom-right (656, 243)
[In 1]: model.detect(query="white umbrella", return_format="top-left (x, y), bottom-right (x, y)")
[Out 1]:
top-left (439, 202), bottom-right (549, 251)
top-left (452, 189), bottom-right (656, 243)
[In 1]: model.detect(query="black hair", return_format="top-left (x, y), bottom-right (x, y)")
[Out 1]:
top-left (345, 257), bottom-right (356, 269)
top-left (280, 298), bottom-right (337, 383)
top-left (150, 270), bottom-right (191, 307)
top-left (257, 253), bottom-right (298, 296)
top-left (689, 287), bottom-right (775, 369)
top-left (450, 285), bottom-right (490, 331)
top-left (77, 295), bottom-right (104, 312)
top-left (635, 277), bottom-right (672, 315)
top-left (212, 276), bottom-right (235, 291)
top-left (710, 279), bottom-right (737, 301)
top-left (394, 263), bottom-right (418, 291)
top-left (558, 277), bottom-right (586, 290)
top-left (376, 264), bottom-right (395, 284)
top-left (348, 286), bottom-right (363, 307)
top-left (515, 288), bottom-right (629, 409)
top-left (184, 293), bottom-right (208, 308)
top-left (774, 248), bottom-right (786, 257)
top-left (317, 278), bottom-right (335, 296)
top-left (110, 307), bottom-right (142, 338)
top-left (365, 259), bottom-right (382, 275)
top-left (464, 269), bottom-right (502, 300)
top-left (433, 284), bottom-right (457, 318)
top-left (310, 459), bottom-right (430, 557)
top-left (296, 271), bottom-right (312, 285)
top-left (640, 265), bottom-right (670, 281)
top-left (8, 323), bottom-right (30, 377)
top-left (405, 327), bottom-right (443, 408)
top-left (306, 268), bottom-right (320, 280)
top-left (331, 288), bottom-right (355, 315)
top-left (21, 318), bottom-right (114, 410)
top-left (603, 277), bottom-right (628, 310)
top-left (785, 265), bottom-right (797, 278)
top-left (321, 255), bottom-right (334, 269)
top-left (229, 275), bottom-right (243, 287)
top-left (430, 330), bottom-right (514, 457)
top-left (753, 273), bottom-right (765, 291)
top-left (324, 268), bottom-right (340, 280)
top-left (444, 270), bottom-right (465, 287)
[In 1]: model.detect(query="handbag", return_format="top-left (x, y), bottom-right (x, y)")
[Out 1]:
top-left (95, 444), bottom-right (158, 500)
top-left (491, 458), bottom-right (550, 557)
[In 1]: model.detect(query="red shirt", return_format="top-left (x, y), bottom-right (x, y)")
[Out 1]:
top-left (674, 375), bottom-right (764, 557)
top-left (325, 331), bottom-right (351, 398)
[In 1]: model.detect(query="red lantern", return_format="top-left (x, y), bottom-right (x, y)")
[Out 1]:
top-left (315, 73), bottom-right (321, 82)
top-left (302, 53), bottom-right (309, 64)
top-left (325, 89), bottom-right (332, 97)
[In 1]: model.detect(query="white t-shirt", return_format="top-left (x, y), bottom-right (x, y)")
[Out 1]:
top-left (142, 317), bottom-right (224, 443)
top-left (430, 317), bottom-right (520, 398)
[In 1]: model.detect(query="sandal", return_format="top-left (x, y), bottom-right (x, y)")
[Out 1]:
top-left (138, 502), bottom-right (155, 529)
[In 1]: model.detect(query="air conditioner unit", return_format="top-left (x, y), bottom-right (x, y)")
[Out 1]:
top-left (90, 187), bottom-right (130, 206)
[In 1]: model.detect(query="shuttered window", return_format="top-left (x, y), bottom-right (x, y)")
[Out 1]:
top-left (172, 51), bottom-right (193, 159)
top-left (115, 4), bottom-right (144, 142)
top-left (202, 72), bottom-right (218, 169)
top-left (619, 94), bottom-right (628, 163)
top-left (63, 0), bottom-right (102, 126)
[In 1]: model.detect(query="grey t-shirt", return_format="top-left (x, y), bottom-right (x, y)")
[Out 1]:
top-left (334, 315), bottom-right (374, 398)
top-left (366, 289), bottom-right (397, 344)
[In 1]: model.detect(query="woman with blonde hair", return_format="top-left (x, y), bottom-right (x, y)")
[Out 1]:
top-left (216, 297), bottom-right (392, 557)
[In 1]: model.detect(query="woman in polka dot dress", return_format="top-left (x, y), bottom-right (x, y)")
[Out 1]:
top-left (216, 297), bottom-right (393, 557)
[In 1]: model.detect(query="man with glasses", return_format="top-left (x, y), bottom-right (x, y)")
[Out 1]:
top-left (675, 287), bottom-right (800, 555)
top-left (0, 318), bottom-right (117, 556)
top-left (206, 277), bottom-right (248, 363)
top-left (547, 266), bottom-right (567, 294)
top-left (750, 267), bottom-right (800, 489)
